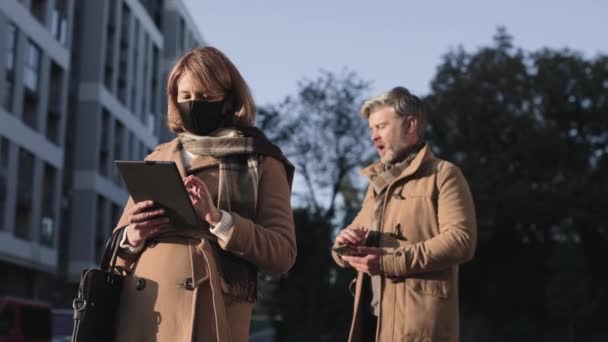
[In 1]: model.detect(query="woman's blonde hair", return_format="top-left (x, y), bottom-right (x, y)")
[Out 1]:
top-left (166, 46), bottom-right (256, 132)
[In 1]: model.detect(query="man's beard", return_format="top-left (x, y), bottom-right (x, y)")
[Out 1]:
top-left (381, 148), bottom-right (398, 164)
top-left (381, 141), bottom-right (409, 164)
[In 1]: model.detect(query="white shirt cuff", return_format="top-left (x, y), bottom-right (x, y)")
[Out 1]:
top-left (209, 210), bottom-right (235, 241)
top-left (119, 225), bottom-right (145, 253)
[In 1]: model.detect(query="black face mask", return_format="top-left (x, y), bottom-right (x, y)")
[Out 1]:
top-left (177, 100), bottom-right (227, 136)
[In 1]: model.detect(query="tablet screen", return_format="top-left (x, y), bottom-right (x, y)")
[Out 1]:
top-left (115, 160), bottom-right (202, 228)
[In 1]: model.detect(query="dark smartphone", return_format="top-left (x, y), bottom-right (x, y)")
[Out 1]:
top-left (332, 244), bottom-right (361, 256)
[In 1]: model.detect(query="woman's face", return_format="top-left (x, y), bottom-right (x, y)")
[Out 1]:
top-left (175, 71), bottom-right (229, 135)
top-left (176, 71), bottom-right (223, 103)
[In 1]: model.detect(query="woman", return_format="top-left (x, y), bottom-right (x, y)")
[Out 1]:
top-left (112, 47), bottom-right (296, 342)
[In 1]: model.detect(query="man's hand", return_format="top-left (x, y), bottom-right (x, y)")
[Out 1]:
top-left (341, 246), bottom-right (383, 275)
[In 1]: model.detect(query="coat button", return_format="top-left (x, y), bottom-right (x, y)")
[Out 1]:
top-left (136, 278), bottom-right (146, 290)
top-left (394, 224), bottom-right (406, 240)
top-left (177, 277), bottom-right (194, 291)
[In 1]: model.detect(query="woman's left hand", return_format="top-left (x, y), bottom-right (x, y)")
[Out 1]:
top-left (184, 175), bottom-right (222, 225)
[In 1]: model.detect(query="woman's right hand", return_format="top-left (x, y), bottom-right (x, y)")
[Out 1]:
top-left (125, 200), bottom-right (170, 248)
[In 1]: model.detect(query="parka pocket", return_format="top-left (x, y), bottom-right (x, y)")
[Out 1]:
top-left (400, 277), bottom-right (453, 339)
top-left (406, 277), bottom-right (449, 298)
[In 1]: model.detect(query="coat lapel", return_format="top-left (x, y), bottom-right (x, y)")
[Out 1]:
top-left (188, 155), bottom-right (220, 175)
top-left (150, 138), bottom-right (221, 177)
top-left (149, 139), bottom-right (188, 178)
top-left (360, 144), bottom-right (434, 184)
top-left (394, 144), bottom-right (433, 182)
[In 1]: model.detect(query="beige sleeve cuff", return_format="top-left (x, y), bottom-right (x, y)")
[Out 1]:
top-left (209, 210), bottom-right (235, 242)
top-left (381, 248), bottom-right (407, 277)
top-left (118, 225), bottom-right (145, 254)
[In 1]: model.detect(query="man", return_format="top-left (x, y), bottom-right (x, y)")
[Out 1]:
top-left (332, 86), bottom-right (477, 342)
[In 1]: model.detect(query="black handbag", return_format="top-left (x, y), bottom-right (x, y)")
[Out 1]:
top-left (71, 229), bottom-right (125, 342)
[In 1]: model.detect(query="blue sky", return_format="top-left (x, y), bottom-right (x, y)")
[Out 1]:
top-left (183, 0), bottom-right (607, 107)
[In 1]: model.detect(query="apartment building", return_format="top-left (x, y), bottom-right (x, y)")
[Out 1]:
top-left (0, 0), bottom-right (203, 305)
top-left (0, 0), bottom-right (73, 302)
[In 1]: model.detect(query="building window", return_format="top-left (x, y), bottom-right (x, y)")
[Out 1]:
top-left (179, 17), bottom-right (186, 52)
top-left (117, 4), bottom-right (130, 105)
top-left (23, 41), bottom-right (41, 92)
top-left (51, 0), bottom-right (68, 46)
top-left (141, 34), bottom-right (149, 116)
top-left (46, 62), bottom-right (63, 144)
top-left (104, 61), bottom-right (115, 92)
top-left (153, 112), bottom-right (163, 137)
top-left (150, 47), bottom-right (159, 114)
top-left (3, 24), bottom-right (17, 111)
top-left (0, 136), bottom-right (10, 228)
top-left (104, 0), bottom-right (117, 91)
top-left (130, 20), bottom-right (140, 114)
top-left (98, 110), bottom-right (110, 176)
top-left (30, 0), bottom-right (47, 25)
top-left (139, 0), bottom-right (162, 29)
top-left (23, 41), bottom-right (41, 130)
top-left (94, 195), bottom-right (108, 260)
top-left (15, 149), bottom-right (35, 240)
top-left (5, 24), bottom-right (16, 71)
top-left (40, 163), bottom-right (56, 247)
top-left (113, 121), bottom-right (124, 184)
top-left (127, 132), bottom-right (134, 160)
top-left (111, 203), bottom-right (121, 231)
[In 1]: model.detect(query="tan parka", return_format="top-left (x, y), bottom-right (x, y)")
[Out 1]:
top-left (113, 138), bottom-right (296, 342)
top-left (333, 145), bottom-right (477, 342)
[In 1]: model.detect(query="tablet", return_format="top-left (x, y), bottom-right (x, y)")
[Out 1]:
top-left (115, 160), bottom-right (202, 228)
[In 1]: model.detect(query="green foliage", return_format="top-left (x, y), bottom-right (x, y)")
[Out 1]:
top-left (426, 28), bottom-right (608, 341)
top-left (270, 210), bottom-right (353, 342)
top-left (256, 69), bottom-right (373, 341)
top-left (257, 69), bottom-right (375, 219)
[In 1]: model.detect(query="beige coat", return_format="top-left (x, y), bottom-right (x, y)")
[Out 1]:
top-left (333, 145), bottom-right (477, 342)
top-left (113, 138), bottom-right (296, 342)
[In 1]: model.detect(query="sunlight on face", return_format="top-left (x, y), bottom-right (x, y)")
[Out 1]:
top-left (368, 106), bottom-right (417, 163)
top-left (176, 72), bottom-right (223, 103)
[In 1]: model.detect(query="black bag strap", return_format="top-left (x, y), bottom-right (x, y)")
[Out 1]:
top-left (100, 228), bottom-right (124, 272)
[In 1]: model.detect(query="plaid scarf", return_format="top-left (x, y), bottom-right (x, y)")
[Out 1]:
top-left (368, 141), bottom-right (425, 315)
top-left (178, 127), bottom-right (293, 302)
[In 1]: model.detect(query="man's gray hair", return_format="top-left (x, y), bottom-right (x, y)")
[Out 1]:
top-left (360, 86), bottom-right (427, 137)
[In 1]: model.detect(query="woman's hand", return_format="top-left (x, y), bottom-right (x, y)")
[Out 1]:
top-left (184, 175), bottom-right (222, 225)
top-left (126, 200), bottom-right (170, 248)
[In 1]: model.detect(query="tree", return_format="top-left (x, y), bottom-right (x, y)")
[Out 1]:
top-left (256, 69), bottom-right (375, 341)
top-left (426, 27), bottom-right (608, 341)
top-left (256, 28), bottom-right (607, 341)
top-left (258, 69), bottom-right (375, 220)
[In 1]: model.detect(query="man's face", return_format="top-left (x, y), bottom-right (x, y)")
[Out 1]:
top-left (368, 106), bottom-right (418, 163)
